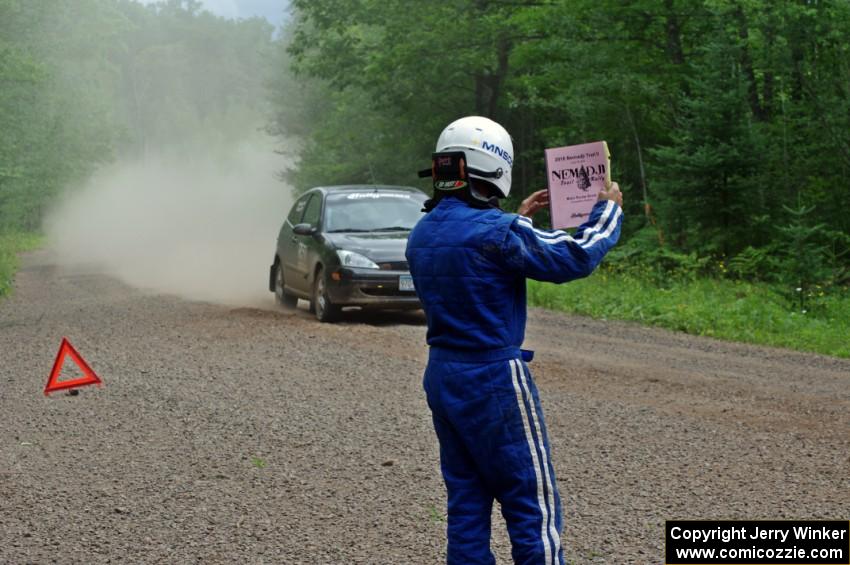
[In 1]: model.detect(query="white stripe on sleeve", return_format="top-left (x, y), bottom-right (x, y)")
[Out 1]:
top-left (575, 200), bottom-right (614, 245)
top-left (516, 200), bottom-right (615, 247)
top-left (579, 204), bottom-right (622, 249)
top-left (516, 217), bottom-right (571, 240)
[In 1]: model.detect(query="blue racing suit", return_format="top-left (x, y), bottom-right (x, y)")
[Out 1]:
top-left (406, 195), bottom-right (622, 564)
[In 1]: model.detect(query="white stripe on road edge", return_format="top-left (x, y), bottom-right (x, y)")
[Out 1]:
top-left (510, 359), bottom-right (552, 565)
top-left (516, 360), bottom-right (561, 562)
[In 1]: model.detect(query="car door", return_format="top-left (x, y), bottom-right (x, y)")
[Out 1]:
top-left (280, 193), bottom-right (310, 294)
top-left (289, 192), bottom-right (323, 294)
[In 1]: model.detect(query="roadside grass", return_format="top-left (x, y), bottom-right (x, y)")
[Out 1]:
top-left (528, 271), bottom-right (850, 359)
top-left (0, 232), bottom-right (44, 298)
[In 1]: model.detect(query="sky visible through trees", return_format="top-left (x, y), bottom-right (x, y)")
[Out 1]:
top-left (137, 0), bottom-right (287, 26)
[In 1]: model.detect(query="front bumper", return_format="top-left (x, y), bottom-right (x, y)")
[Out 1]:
top-left (326, 267), bottom-right (421, 308)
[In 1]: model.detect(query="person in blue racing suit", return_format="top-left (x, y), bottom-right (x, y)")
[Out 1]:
top-left (406, 116), bottom-right (623, 565)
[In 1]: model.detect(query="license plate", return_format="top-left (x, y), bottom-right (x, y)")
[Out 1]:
top-left (399, 274), bottom-right (415, 292)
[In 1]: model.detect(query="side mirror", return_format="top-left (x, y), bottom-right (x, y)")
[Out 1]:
top-left (293, 223), bottom-right (317, 236)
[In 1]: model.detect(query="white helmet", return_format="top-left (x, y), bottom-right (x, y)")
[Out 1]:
top-left (435, 116), bottom-right (514, 198)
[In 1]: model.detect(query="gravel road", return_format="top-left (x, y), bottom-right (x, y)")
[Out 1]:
top-left (2, 251), bottom-right (848, 564)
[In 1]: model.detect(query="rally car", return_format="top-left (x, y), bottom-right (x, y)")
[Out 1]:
top-left (269, 185), bottom-right (427, 322)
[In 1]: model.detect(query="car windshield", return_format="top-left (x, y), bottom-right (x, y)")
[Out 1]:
top-left (324, 191), bottom-right (427, 232)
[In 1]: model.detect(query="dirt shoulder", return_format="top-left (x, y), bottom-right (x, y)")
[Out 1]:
top-left (1, 251), bottom-right (847, 564)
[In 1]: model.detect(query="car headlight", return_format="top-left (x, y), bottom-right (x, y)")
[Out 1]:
top-left (336, 249), bottom-right (379, 269)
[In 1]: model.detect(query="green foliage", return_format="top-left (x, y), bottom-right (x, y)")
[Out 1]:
top-left (727, 245), bottom-right (781, 281)
top-left (281, 0), bottom-right (850, 291)
top-left (528, 273), bottom-right (850, 359)
top-left (0, 0), bottom-right (131, 231)
top-left (649, 16), bottom-right (761, 255)
top-left (115, 1), bottom-right (274, 155)
top-left (278, 0), bottom-right (850, 355)
top-left (0, 232), bottom-right (44, 298)
top-left (775, 204), bottom-right (830, 311)
top-left (0, 0), bottom-right (275, 233)
top-left (604, 227), bottom-right (710, 285)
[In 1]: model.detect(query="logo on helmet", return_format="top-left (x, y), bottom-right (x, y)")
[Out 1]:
top-left (481, 141), bottom-right (513, 167)
top-left (435, 180), bottom-right (467, 190)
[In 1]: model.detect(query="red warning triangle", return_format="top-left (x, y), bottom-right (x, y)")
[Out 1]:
top-left (44, 337), bottom-right (102, 395)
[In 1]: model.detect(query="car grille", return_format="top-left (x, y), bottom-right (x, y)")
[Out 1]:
top-left (361, 287), bottom-right (416, 297)
top-left (378, 261), bottom-right (409, 271)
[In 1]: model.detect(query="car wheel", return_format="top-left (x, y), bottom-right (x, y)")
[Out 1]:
top-left (312, 266), bottom-right (341, 322)
top-left (274, 261), bottom-right (298, 309)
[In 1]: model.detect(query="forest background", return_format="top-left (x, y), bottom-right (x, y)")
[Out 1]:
top-left (2, 0), bottom-right (848, 356)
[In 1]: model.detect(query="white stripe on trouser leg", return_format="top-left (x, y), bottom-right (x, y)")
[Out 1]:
top-left (509, 359), bottom-right (552, 564)
top-left (516, 360), bottom-right (562, 562)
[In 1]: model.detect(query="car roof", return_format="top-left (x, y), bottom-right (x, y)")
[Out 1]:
top-left (307, 185), bottom-right (427, 197)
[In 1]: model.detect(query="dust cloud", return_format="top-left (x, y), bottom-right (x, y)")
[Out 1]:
top-left (46, 136), bottom-right (293, 307)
